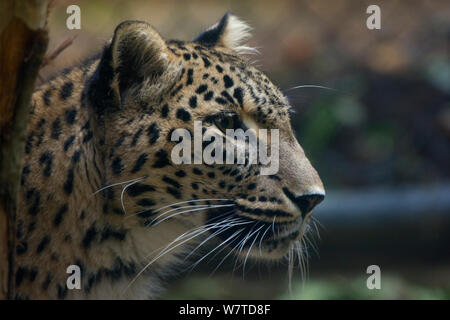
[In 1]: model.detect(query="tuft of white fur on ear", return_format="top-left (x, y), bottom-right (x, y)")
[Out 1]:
top-left (194, 13), bottom-right (258, 55)
top-left (218, 15), bottom-right (258, 55)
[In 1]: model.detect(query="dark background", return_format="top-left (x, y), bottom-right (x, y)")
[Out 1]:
top-left (43, 0), bottom-right (450, 299)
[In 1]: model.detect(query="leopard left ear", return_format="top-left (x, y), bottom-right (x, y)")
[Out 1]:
top-left (193, 13), bottom-right (255, 54)
top-left (87, 20), bottom-right (173, 113)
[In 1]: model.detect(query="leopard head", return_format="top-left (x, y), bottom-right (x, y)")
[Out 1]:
top-left (87, 13), bottom-right (325, 266)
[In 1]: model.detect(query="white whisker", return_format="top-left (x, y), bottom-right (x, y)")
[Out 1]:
top-left (233, 224), bottom-right (263, 274)
top-left (242, 229), bottom-right (261, 278)
top-left (153, 198), bottom-right (232, 213)
top-left (92, 176), bottom-right (145, 195)
top-left (184, 218), bottom-right (250, 261)
top-left (125, 204), bottom-right (209, 221)
top-left (125, 222), bottom-right (222, 293)
top-left (284, 84), bottom-right (339, 93)
top-left (258, 225), bottom-right (271, 256)
top-left (151, 204), bottom-right (235, 227)
top-left (185, 226), bottom-right (248, 272)
top-left (120, 178), bottom-right (145, 214)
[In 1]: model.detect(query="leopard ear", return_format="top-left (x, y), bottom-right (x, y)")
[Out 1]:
top-left (193, 13), bottom-right (256, 54)
top-left (88, 21), bottom-right (170, 112)
top-left (111, 20), bottom-right (170, 95)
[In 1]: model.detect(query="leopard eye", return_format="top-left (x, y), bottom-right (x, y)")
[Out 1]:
top-left (214, 113), bottom-right (241, 133)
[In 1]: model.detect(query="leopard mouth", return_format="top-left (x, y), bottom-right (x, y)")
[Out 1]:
top-left (206, 206), bottom-right (308, 258)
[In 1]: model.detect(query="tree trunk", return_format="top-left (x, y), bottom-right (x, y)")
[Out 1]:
top-left (0, 0), bottom-right (48, 299)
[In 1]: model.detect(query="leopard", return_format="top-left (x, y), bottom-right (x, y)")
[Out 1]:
top-left (13, 13), bottom-right (325, 299)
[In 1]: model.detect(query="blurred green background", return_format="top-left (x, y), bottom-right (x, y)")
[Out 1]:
top-left (43, 0), bottom-right (450, 299)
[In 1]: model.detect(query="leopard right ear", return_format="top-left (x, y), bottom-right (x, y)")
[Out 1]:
top-left (88, 21), bottom-right (171, 112)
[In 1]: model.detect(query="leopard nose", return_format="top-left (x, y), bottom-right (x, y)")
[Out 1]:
top-left (294, 194), bottom-right (325, 217)
top-left (282, 187), bottom-right (325, 218)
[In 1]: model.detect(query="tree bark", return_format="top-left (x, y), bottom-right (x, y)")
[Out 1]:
top-left (0, 0), bottom-right (48, 299)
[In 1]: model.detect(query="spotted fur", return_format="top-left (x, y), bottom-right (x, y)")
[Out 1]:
top-left (14, 13), bottom-right (324, 299)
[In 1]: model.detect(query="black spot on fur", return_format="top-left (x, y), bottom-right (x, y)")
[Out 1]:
top-left (186, 69), bottom-right (194, 86)
top-left (221, 90), bottom-right (235, 105)
top-left (202, 57), bottom-right (211, 67)
top-left (215, 97), bottom-right (227, 105)
top-left (175, 170), bottom-right (186, 177)
top-left (16, 241), bottom-right (28, 255)
top-left (183, 53), bottom-right (191, 61)
top-left (42, 272), bottom-right (52, 290)
top-left (230, 169), bottom-right (239, 177)
top-left (60, 81), bottom-right (74, 100)
top-left (137, 210), bottom-right (154, 219)
top-left (193, 168), bottom-right (203, 175)
top-left (25, 133), bottom-right (34, 154)
top-left (137, 198), bottom-right (155, 207)
top-left (161, 104), bottom-right (169, 118)
top-left (82, 120), bottom-right (90, 131)
top-left (127, 183), bottom-right (155, 197)
top-left (72, 149), bottom-right (81, 163)
top-left (27, 221), bottom-right (36, 234)
top-left (36, 235), bottom-right (50, 253)
top-left (25, 188), bottom-right (35, 201)
top-left (43, 89), bottom-right (51, 106)
top-left (65, 108), bottom-right (77, 124)
top-left (57, 284), bottom-right (68, 299)
top-left (189, 96), bottom-right (197, 108)
top-left (170, 84), bottom-right (183, 97)
top-left (223, 75), bottom-right (234, 88)
top-left (167, 187), bottom-right (181, 199)
top-left (153, 149), bottom-right (170, 168)
top-left (21, 165), bottom-right (30, 186)
top-left (204, 91), bottom-right (214, 101)
top-left (63, 168), bottom-right (74, 194)
top-left (39, 151), bottom-right (53, 177)
top-left (83, 130), bottom-right (93, 143)
top-left (131, 127), bottom-right (144, 146)
top-left (29, 267), bottom-right (38, 282)
top-left (63, 135), bottom-right (75, 151)
top-left (268, 175), bottom-right (282, 181)
top-left (115, 134), bottom-right (126, 148)
top-left (216, 65), bottom-right (223, 73)
top-left (233, 87), bottom-right (244, 106)
top-left (112, 157), bottom-right (123, 175)
top-left (131, 153), bottom-right (148, 173)
top-left (15, 267), bottom-right (26, 286)
top-left (51, 118), bottom-right (62, 140)
top-left (82, 225), bottom-right (98, 248)
top-left (101, 226), bottom-right (126, 242)
top-left (28, 192), bottom-right (41, 216)
top-left (196, 84), bottom-right (208, 94)
top-left (53, 204), bottom-right (68, 226)
top-left (162, 176), bottom-right (181, 189)
top-left (147, 123), bottom-right (160, 144)
top-left (37, 118), bottom-right (46, 128)
top-left (176, 108), bottom-right (191, 122)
